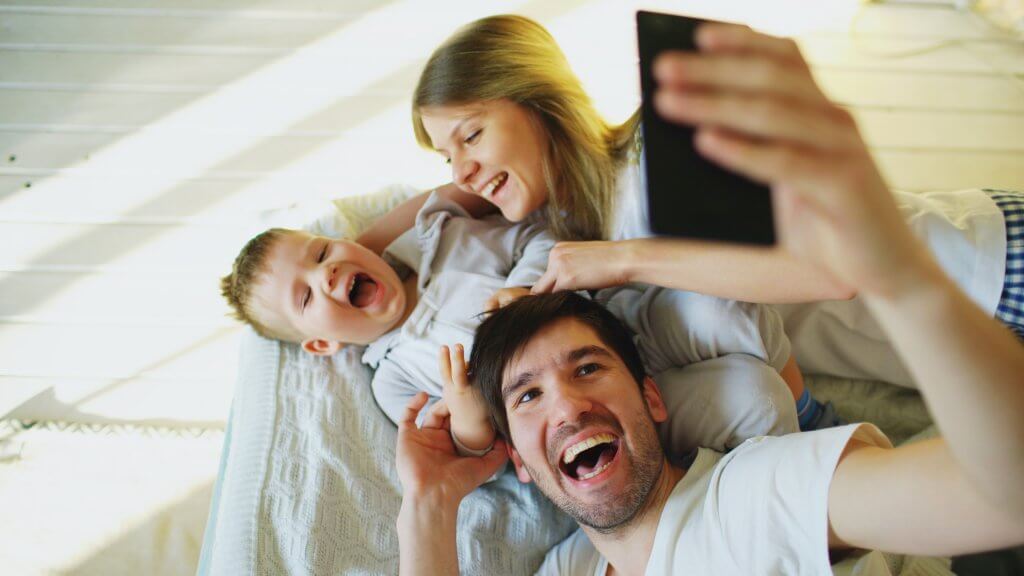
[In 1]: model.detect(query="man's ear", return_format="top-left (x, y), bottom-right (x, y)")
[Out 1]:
top-left (301, 338), bottom-right (344, 356)
top-left (642, 376), bottom-right (668, 424)
top-left (507, 443), bottom-right (533, 484)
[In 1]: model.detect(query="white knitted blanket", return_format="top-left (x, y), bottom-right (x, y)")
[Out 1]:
top-left (202, 335), bottom-right (575, 576)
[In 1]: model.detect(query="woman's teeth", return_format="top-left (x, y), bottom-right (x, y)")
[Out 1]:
top-left (481, 172), bottom-right (508, 199)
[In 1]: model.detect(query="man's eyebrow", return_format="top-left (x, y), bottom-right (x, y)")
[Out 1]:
top-left (567, 345), bottom-right (613, 364)
top-left (501, 345), bottom-right (614, 403)
top-left (502, 368), bottom-right (537, 404)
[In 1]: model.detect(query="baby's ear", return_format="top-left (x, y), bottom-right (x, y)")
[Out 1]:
top-left (301, 338), bottom-right (345, 356)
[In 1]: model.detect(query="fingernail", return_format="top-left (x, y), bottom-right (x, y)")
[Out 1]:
top-left (695, 23), bottom-right (714, 48)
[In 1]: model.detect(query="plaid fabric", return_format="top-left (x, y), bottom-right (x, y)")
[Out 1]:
top-left (985, 189), bottom-right (1024, 340)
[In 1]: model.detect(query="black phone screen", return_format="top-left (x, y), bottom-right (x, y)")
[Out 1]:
top-left (637, 10), bottom-right (775, 245)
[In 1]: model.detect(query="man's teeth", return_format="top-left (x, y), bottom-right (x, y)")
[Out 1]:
top-left (562, 433), bottom-right (616, 464)
top-left (481, 173), bottom-right (507, 198)
top-left (578, 459), bottom-right (613, 481)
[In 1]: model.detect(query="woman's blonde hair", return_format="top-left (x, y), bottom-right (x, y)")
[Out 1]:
top-left (412, 15), bottom-right (640, 241)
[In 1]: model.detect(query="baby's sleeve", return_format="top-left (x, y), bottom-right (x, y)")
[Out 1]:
top-left (370, 361), bottom-right (434, 427)
top-left (505, 221), bottom-right (556, 289)
top-left (602, 286), bottom-right (792, 374)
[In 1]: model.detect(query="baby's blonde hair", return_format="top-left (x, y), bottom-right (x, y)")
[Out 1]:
top-left (412, 14), bottom-right (640, 241)
top-left (220, 228), bottom-right (299, 342)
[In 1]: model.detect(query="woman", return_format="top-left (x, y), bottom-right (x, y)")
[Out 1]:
top-left (411, 15), bottom-right (1021, 390)
top-left (411, 14), bottom-right (855, 303)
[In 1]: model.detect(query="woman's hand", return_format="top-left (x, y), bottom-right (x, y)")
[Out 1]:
top-left (532, 240), bottom-right (635, 294)
top-left (653, 23), bottom-right (935, 299)
top-left (484, 287), bottom-right (532, 313)
top-left (395, 392), bottom-right (507, 503)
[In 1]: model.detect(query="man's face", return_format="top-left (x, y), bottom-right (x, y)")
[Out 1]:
top-left (502, 318), bottom-right (669, 531)
top-left (250, 231), bottom-right (407, 349)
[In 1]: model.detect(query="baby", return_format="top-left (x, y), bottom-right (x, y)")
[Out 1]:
top-left (221, 191), bottom-right (806, 457)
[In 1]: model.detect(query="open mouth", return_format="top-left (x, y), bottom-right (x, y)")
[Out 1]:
top-left (348, 273), bottom-right (379, 308)
top-left (481, 172), bottom-right (508, 200)
top-left (560, 433), bottom-right (620, 482)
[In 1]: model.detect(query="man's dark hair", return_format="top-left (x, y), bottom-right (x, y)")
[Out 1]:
top-left (469, 292), bottom-right (646, 441)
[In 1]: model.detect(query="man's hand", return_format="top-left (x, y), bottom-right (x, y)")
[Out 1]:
top-left (532, 241), bottom-right (634, 294)
top-left (653, 23), bottom-right (934, 300)
top-left (484, 287), bottom-right (532, 313)
top-left (396, 393), bottom-right (505, 576)
top-left (395, 392), bottom-right (506, 502)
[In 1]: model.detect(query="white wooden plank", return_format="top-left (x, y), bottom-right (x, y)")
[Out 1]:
top-left (3, 108), bottom-right (1021, 179)
top-left (0, 90), bottom-right (198, 125)
top-left (0, 1), bottom-right (420, 15)
top-left (0, 323), bottom-right (242, 380)
top-left (797, 35), bottom-right (1024, 75)
top-left (0, 269), bottom-right (232, 323)
top-left (0, 375), bottom-right (234, 426)
top-left (807, 2), bottom-right (1020, 40)
top-left (816, 68), bottom-right (1024, 112)
top-left (0, 221), bottom-right (258, 270)
top-left (0, 11), bottom-right (342, 48)
top-left (0, 51), bottom-right (274, 86)
top-left (853, 109), bottom-right (1024, 151)
top-left (874, 149), bottom-right (1024, 191)
top-left (4, 34), bottom-right (1019, 88)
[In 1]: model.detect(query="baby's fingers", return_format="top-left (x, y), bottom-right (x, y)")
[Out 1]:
top-left (438, 345), bottom-right (453, 384)
top-left (449, 344), bottom-right (470, 390)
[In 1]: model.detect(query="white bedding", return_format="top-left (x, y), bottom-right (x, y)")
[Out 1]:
top-left (204, 332), bottom-right (576, 575)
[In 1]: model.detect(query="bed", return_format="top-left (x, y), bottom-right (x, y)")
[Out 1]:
top-left (197, 188), bottom-right (950, 575)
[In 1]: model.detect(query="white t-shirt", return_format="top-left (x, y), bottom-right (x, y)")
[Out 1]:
top-left (775, 189), bottom-right (1006, 387)
top-left (535, 423), bottom-right (891, 576)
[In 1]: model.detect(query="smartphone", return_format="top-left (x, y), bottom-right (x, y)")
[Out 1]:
top-left (637, 10), bottom-right (775, 245)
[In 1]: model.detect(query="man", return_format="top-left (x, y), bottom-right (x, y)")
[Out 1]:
top-left (397, 290), bottom-right (1023, 574)
top-left (392, 21), bottom-right (1024, 575)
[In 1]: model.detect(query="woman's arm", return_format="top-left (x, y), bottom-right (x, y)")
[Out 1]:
top-left (357, 183), bottom-right (498, 254)
top-left (532, 238), bottom-right (855, 303)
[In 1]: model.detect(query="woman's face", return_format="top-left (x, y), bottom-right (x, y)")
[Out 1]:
top-left (421, 100), bottom-right (550, 222)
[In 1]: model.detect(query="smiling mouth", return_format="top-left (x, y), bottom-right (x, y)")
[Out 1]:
top-left (560, 433), bottom-right (620, 481)
top-left (348, 273), bottom-right (378, 308)
top-left (481, 172), bottom-right (508, 199)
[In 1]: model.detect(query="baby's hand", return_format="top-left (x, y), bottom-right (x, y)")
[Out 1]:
top-left (485, 287), bottom-right (531, 313)
top-left (439, 344), bottom-right (496, 453)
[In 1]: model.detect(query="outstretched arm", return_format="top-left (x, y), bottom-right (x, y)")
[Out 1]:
top-left (357, 183), bottom-right (498, 254)
top-left (664, 21), bottom-right (1024, 552)
top-left (533, 237), bottom-right (855, 303)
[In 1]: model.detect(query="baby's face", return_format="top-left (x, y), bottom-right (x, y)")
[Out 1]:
top-left (253, 231), bottom-right (407, 346)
